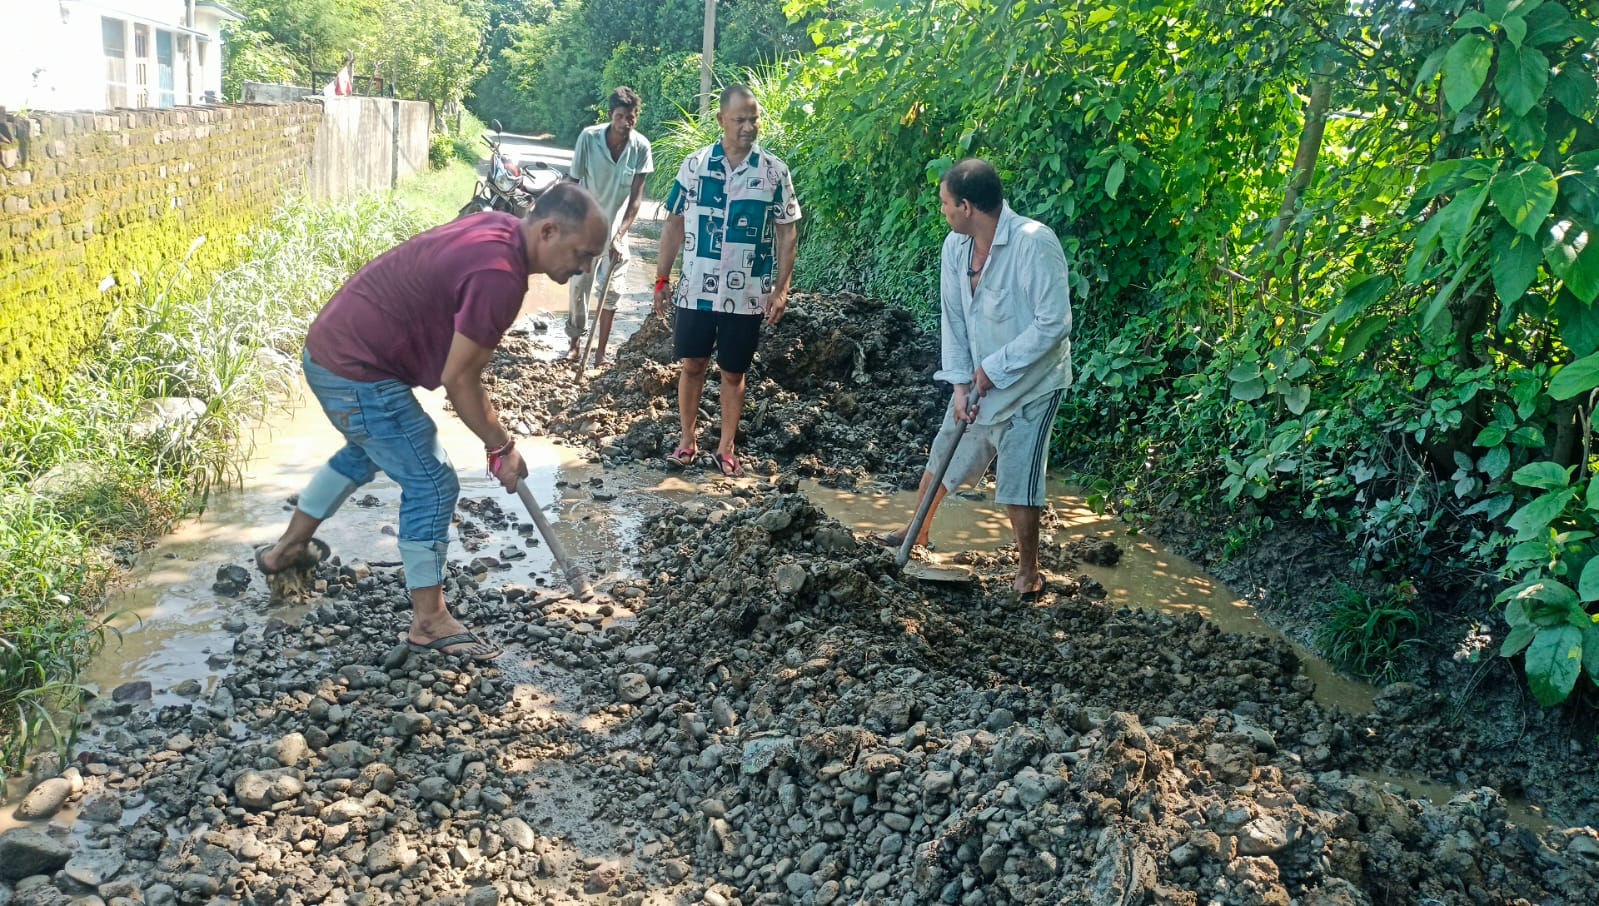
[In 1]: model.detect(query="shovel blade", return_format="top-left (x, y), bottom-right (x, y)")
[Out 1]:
top-left (903, 562), bottom-right (974, 584)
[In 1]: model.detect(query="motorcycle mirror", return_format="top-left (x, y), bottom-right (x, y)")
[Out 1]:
top-left (492, 119), bottom-right (504, 134)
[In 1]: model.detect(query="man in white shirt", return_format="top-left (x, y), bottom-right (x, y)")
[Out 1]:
top-left (566, 86), bottom-right (654, 366)
top-left (882, 158), bottom-right (1073, 596)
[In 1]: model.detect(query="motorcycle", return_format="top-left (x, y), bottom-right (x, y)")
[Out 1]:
top-left (458, 119), bottom-right (560, 218)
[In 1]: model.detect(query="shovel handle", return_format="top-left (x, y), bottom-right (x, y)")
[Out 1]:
top-left (898, 417), bottom-right (969, 568)
top-left (515, 479), bottom-right (591, 596)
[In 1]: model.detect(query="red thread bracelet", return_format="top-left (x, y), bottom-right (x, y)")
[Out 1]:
top-left (487, 438), bottom-right (515, 475)
top-left (655, 275), bottom-right (670, 292)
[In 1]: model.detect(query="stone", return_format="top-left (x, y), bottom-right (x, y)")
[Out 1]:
top-left (12, 778), bottom-right (72, 820)
top-left (1238, 816), bottom-right (1291, 855)
top-left (365, 834), bottom-right (417, 874)
top-left (464, 887), bottom-right (499, 906)
top-left (774, 562), bottom-right (808, 595)
top-left (391, 712), bottom-right (431, 737)
top-left (417, 776), bottom-right (454, 803)
top-left (169, 679), bottom-right (202, 697)
top-left (211, 564), bottom-right (250, 596)
top-left (109, 682), bottom-right (151, 704)
top-left (500, 817), bottom-right (537, 852)
top-left (624, 645), bottom-right (660, 664)
top-left (582, 863), bottom-right (621, 894)
top-left (78, 794), bottom-right (123, 825)
top-left (233, 769), bottom-right (304, 810)
top-left (784, 872), bottom-right (815, 896)
top-left (272, 733), bottom-right (309, 767)
top-left (63, 850), bottom-right (125, 887)
top-left (176, 874), bottom-right (218, 897)
top-left (755, 509), bottom-right (792, 532)
top-left (0, 828), bottom-right (72, 880)
top-left (617, 673), bottom-right (650, 704)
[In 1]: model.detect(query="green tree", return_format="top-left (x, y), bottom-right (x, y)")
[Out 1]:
top-left (222, 10), bottom-right (299, 100)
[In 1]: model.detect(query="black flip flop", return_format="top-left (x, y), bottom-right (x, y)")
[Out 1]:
top-left (406, 631), bottom-right (503, 663)
top-left (254, 537), bottom-right (331, 576)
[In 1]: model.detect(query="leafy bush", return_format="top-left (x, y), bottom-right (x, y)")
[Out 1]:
top-left (429, 132), bottom-right (453, 170)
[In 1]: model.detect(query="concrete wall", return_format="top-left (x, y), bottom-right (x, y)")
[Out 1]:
top-left (308, 97), bottom-right (432, 201)
top-left (0, 96), bottom-right (432, 390)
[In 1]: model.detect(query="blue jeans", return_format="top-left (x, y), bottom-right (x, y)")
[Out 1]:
top-left (298, 349), bottom-right (458, 590)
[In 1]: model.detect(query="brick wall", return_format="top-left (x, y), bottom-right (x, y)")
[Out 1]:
top-left (0, 103), bottom-right (321, 391)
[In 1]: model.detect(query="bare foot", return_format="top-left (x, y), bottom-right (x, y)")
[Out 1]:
top-left (1012, 572), bottom-right (1045, 595)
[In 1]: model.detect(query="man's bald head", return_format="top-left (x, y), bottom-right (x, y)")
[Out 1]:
top-left (524, 183), bottom-right (609, 284)
top-left (529, 182), bottom-right (604, 231)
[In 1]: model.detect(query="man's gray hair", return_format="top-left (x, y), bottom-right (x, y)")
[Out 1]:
top-left (720, 84), bottom-right (755, 108)
top-left (529, 182), bottom-right (601, 228)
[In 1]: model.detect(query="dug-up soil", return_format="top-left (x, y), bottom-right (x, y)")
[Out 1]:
top-left (489, 292), bottom-right (944, 490)
top-left (4, 292), bottom-right (1598, 906)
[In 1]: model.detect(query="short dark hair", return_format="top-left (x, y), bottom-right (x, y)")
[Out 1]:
top-left (529, 182), bottom-right (601, 228)
top-left (940, 158), bottom-right (1003, 215)
top-left (608, 86), bottom-right (641, 112)
top-left (720, 84), bottom-right (756, 108)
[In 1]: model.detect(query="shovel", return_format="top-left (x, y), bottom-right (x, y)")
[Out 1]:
top-left (514, 478), bottom-right (592, 597)
top-left (897, 418), bottom-right (975, 585)
top-left (574, 251), bottom-right (618, 378)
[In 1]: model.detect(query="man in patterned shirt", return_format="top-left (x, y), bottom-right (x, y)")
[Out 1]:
top-left (652, 84), bottom-right (801, 478)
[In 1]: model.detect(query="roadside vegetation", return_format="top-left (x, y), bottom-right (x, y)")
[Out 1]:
top-left (0, 198), bottom-right (427, 781)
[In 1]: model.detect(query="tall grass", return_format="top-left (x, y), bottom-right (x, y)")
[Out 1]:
top-left (0, 195), bottom-right (425, 783)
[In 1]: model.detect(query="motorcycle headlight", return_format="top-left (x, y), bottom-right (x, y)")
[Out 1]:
top-left (493, 170), bottom-right (517, 193)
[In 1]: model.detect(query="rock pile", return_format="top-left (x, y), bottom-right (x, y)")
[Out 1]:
top-left (489, 293), bottom-right (944, 489)
top-left (6, 491), bottom-right (1594, 905)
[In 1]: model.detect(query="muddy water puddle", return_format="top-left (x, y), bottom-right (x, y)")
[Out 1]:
top-left (803, 478), bottom-right (1379, 716)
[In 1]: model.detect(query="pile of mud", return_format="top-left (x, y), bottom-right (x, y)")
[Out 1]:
top-left (489, 292), bottom-right (944, 489)
top-left (8, 492), bottom-right (1594, 905)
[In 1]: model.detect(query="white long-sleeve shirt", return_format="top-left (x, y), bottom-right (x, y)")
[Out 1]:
top-left (935, 203), bottom-right (1073, 425)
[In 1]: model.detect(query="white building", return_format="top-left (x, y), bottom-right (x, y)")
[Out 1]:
top-left (2, 0), bottom-right (242, 113)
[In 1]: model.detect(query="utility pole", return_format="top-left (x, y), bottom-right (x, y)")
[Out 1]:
top-left (700, 0), bottom-right (716, 118)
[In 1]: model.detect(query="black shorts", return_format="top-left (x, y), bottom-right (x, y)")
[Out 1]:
top-left (673, 307), bottom-right (763, 373)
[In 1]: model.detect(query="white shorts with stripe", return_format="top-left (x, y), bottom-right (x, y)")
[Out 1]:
top-left (924, 389), bottom-right (1064, 508)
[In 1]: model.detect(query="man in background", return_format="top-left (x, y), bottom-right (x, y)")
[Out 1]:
top-left (565, 86), bottom-right (654, 367)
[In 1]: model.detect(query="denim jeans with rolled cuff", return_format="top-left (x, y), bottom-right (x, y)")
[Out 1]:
top-left (297, 349), bottom-right (458, 590)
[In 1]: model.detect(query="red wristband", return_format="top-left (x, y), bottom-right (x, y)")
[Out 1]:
top-left (487, 437), bottom-right (514, 475)
top-left (655, 276), bottom-right (670, 292)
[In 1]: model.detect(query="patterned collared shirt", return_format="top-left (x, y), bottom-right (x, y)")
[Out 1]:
top-left (664, 140), bottom-right (801, 316)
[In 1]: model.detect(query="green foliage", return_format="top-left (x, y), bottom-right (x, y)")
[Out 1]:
top-left (486, 0), bottom-right (813, 141)
top-left (1317, 583), bottom-right (1428, 685)
top-left (429, 131), bottom-right (453, 170)
top-left (0, 196), bottom-right (424, 778)
top-left (222, 9), bottom-right (299, 101)
top-left (226, 0), bottom-right (491, 111)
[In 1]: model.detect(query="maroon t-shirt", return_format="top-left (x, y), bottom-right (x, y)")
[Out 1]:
top-left (306, 213), bottom-right (529, 389)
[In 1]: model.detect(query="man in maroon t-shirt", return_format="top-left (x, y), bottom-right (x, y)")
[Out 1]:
top-left (256, 184), bottom-right (607, 662)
